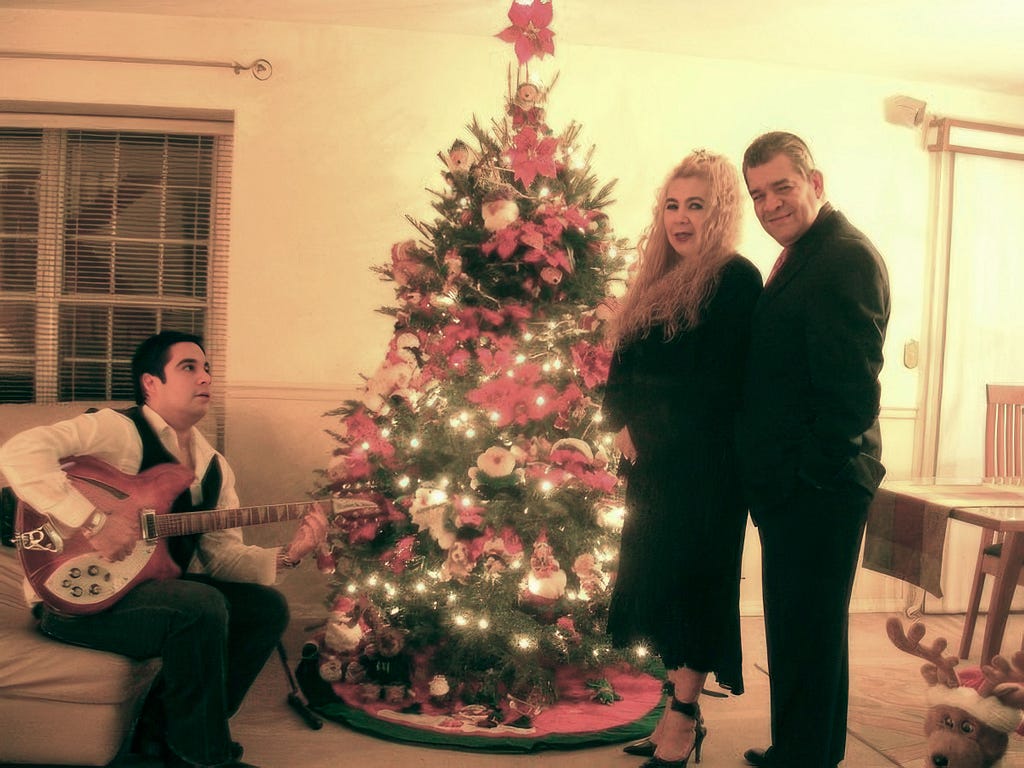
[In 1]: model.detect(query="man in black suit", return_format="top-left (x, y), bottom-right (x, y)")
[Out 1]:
top-left (736, 132), bottom-right (890, 768)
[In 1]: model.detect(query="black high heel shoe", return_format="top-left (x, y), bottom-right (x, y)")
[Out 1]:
top-left (623, 680), bottom-right (675, 756)
top-left (624, 738), bottom-right (657, 757)
top-left (639, 699), bottom-right (706, 767)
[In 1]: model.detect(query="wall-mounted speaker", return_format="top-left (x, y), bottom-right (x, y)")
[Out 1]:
top-left (884, 95), bottom-right (927, 127)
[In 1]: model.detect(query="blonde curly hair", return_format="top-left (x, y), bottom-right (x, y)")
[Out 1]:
top-left (608, 150), bottom-right (743, 345)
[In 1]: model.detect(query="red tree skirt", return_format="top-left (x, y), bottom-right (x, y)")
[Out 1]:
top-left (310, 666), bottom-right (665, 752)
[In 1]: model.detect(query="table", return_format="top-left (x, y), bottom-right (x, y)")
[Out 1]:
top-left (862, 480), bottom-right (1024, 664)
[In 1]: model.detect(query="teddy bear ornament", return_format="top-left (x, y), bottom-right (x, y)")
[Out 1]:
top-left (887, 617), bottom-right (1024, 768)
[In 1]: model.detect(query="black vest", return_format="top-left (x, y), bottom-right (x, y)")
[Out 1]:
top-left (121, 406), bottom-right (222, 572)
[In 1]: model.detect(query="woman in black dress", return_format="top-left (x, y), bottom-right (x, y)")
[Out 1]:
top-left (603, 150), bottom-right (762, 767)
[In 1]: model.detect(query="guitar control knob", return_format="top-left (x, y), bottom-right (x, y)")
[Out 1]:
top-left (70, 586), bottom-right (83, 597)
top-left (62, 579), bottom-right (72, 588)
top-left (69, 567), bottom-right (82, 578)
top-left (89, 584), bottom-right (103, 595)
top-left (88, 564), bottom-right (100, 576)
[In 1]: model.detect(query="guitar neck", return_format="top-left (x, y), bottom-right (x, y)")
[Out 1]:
top-left (145, 502), bottom-right (315, 540)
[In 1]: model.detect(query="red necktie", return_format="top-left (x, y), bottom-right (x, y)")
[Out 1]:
top-left (765, 247), bottom-right (790, 286)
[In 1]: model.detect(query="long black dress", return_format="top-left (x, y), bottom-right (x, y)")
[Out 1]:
top-left (603, 255), bottom-right (762, 693)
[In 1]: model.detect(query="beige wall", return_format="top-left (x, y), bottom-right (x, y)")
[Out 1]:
top-left (3, 7), bottom-right (1024, 615)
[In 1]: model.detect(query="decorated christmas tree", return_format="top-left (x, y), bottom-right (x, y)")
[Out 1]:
top-left (301, 0), bottom-right (660, 737)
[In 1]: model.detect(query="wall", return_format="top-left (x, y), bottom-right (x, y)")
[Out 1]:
top-left (3, 7), bottom-right (1024, 616)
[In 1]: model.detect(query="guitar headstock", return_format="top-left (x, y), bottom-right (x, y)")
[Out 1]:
top-left (327, 496), bottom-right (380, 518)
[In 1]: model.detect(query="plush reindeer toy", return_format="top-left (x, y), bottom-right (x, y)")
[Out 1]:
top-left (887, 617), bottom-right (1024, 768)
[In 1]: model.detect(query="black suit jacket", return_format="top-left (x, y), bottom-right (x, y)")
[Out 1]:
top-left (736, 205), bottom-right (891, 515)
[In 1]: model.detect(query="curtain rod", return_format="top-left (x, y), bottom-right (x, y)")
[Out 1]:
top-left (0, 51), bottom-right (273, 80)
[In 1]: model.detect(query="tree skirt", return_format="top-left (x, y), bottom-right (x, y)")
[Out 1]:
top-left (307, 666), bottom-right (664, 752)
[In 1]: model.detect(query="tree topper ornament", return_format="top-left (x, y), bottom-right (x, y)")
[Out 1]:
top-left (496, 0), bottom-right (555, 65)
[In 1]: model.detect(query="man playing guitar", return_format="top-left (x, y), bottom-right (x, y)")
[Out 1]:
top-left (0, 331), bottom-right (328, 768)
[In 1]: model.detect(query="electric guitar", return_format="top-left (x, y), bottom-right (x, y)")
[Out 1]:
top-left (13, 455), bottom-right (376, 616)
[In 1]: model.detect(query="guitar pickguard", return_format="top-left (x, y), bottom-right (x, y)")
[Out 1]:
top-left (40, 541), bottom-right (157, 609)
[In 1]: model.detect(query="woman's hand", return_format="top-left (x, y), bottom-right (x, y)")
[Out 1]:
top-left (615, 427), bottom-right (638, 463)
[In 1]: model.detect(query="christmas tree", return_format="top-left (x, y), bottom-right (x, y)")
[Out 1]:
top-left (303, 0), bottom-right (657, 731)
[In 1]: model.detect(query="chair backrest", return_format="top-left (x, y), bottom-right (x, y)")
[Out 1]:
top-left (984, 383), bottom-right (1024, 484)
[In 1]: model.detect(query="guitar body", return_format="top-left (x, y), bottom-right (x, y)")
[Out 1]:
top-left (15, 456), bottom-right (195, 616)
top-left (15, 455), bottom-right (375, 616)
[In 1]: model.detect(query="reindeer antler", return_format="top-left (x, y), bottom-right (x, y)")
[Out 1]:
top-left (980, 651), bottom-right (1024, 708)
top-left (886, 617), bottom-right (960, 688)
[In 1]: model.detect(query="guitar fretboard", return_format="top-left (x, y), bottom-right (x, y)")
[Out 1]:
top-left (152, 502), bottom-right (314, 538)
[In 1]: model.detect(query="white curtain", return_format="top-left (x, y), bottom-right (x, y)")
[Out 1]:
top-left (926, 152), bottom-right (1024, 612)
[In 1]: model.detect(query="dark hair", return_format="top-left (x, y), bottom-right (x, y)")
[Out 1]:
top-left (131, 331), bottom-right (204, 405)
top-left (742, 131), bottom-right (816, 179)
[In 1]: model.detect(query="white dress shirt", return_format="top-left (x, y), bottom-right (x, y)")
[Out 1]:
top-left (0, 405), bottom-right (277, 602)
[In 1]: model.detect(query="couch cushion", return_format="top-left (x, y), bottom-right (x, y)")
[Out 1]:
top-left (0, 544), bottom-right (36, 628)
top-left (0, 546), bottom-right (160, 705)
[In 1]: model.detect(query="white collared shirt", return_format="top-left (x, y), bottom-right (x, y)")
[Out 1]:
top-left (0, 406), bottom-right (277, 601)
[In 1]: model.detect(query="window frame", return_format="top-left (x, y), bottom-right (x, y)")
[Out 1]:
top-left (0, 103), bottom-right (233, 416)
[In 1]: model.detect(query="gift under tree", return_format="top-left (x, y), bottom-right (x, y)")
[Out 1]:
top-left (300, 0), bottom-right (661, 739)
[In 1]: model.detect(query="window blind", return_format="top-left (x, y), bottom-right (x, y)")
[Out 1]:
top-left (0, 125), bottom-right (231, 406)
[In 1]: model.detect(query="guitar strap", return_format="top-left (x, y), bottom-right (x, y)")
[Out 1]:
top-left (120, 406), bottom-right (222, 572)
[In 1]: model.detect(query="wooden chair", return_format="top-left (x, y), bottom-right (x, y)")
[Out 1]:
top-left (959, 384), bottom-right (1024, 659)
top-left (983, 384), bottom-right (1024, 484)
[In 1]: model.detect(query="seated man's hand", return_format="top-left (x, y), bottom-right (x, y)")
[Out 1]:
top-left (87, 513), bottom-right (140, 562)
top-left (285, 504), bottom-right (329, 563)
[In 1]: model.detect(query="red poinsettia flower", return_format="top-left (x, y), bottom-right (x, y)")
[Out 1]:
top-left (571, 340), bottom-right (612, 388)
top-left (481, 223), bottom-right (522, 260)
top-left (342, 410), bottom-right (398, 468)
top-left (476, 335), bottom-right (519, 377)
top-left (496, 0), bottom-right (555, 65)
top-left (439, 313), bottom-right (482, 347)
top-left (455, 307), bottom-right (495, 333)
top-left (448, 348), bottom-right (472, 371)
top-left (508, 126), bottom-right (559, 187)
top-left (502, 303), bottom-right (534, 324)
top-left (555, 381), bottom-right (585, 413)
top-left (523, 245), bottom-right (572, 273)
top-left (539, 213), bottom-right (565, 241)
top-left (518, 221), bottom-right (546, 252)
top-left (466, 363), bottom-right (559, 427)
top-left (562, 204), bottom-right (594, 230)
top-left (476, 307), bottom-right (506, 327)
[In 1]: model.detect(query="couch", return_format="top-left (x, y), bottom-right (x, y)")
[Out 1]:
top-left (0, 492), bottom-right (162, 766)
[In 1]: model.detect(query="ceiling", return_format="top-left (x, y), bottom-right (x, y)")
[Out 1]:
top-left (3, 0), bottom-right (1023, 96)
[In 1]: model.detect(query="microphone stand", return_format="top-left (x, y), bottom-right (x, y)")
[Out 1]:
top-left (276, 642), bottom-right (323, 730)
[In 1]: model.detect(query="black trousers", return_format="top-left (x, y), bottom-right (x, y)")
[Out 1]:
top-left (755, 482), bottom-right (870, 768)
top-left (40, 574), bottom-right (289, 767)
